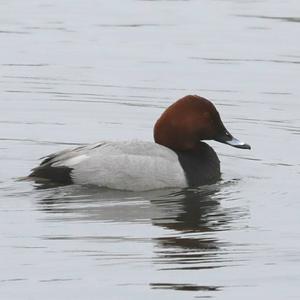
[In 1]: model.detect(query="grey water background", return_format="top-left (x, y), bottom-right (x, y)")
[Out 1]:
top-left (1, 0), bottom-right (300, 299)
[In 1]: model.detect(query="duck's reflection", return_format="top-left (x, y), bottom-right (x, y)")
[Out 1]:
top-left (35, 182), bottom-right (244, 294)
top-left (150, 187), bottom-right (232, 271)
top-left (35, 184), bottom-right (229, 233)
top-left (152, 187), bottom-right (221, 232)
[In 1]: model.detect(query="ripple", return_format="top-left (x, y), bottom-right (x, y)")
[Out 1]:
top-left (0, 137), bottom-right (83, 146)
top-left (0, 278), bottom-right (27, 283)
top-left (0, 120), bottom-right (64, 126)
top-left (96, 23), bottom-right (170, 28)
top-left (236, 14), bottom-right (300, 23)
top-left (190, 57), bottom-right (300, 65)
top-left (2, 63), bottom-right (48, 67)
top-left (39, 278), bottom-right (80, 282)
top-left (150, 283), bottom-right (222, 292)
top-left (0, 30), bottom-right (30, 34)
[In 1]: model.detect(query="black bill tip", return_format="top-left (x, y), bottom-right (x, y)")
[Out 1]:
top-left (215, 131), bottom-right (251, 150)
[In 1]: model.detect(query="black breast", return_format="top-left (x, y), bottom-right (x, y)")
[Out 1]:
top-left (175, 142), bottom-right (220, 187)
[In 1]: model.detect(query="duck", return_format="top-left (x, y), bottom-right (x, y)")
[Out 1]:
top-left (29, 95), bottom-right (250, 191)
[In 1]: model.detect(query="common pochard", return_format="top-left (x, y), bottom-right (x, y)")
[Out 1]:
top-left (29, 95), bottom-right (250, 191)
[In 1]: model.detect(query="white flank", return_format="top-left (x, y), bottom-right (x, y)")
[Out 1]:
top-left (51, 141), bottom-right (187, 191)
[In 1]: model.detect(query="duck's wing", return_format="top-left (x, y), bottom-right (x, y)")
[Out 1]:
top-left (69, 141), bottom-right (187, 191)
top-left (29, 141), bottom-right (187, 190)
top-left (29, 142), bottom-right (105, 184)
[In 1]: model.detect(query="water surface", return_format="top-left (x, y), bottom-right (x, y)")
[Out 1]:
top-left (1, 0), bottom-right (300, 299)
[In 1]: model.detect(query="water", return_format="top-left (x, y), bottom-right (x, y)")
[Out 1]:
top-left (1, 0), bottom-right (300, 299)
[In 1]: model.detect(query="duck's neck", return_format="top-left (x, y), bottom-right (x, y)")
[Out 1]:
top-left (174, 142), bottom-right (221, 187)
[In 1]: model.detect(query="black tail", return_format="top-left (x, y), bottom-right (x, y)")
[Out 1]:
top-left (29, 166), bottom-right (73, 185)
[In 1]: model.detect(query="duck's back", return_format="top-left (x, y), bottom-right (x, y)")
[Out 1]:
top-left (30, 141), bottom-right (188, 191)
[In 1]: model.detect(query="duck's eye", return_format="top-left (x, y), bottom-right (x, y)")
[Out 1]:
top-left (225, 132), bottom-right (230, 137)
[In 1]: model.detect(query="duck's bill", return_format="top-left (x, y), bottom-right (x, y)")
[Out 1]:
top-left (224, 137), bottom-right (251, 149)
top-left (215, 132), bottom-right (251, 150)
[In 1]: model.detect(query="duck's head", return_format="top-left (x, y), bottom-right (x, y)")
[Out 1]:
top-left (154, 95), bottom-right (251, 151)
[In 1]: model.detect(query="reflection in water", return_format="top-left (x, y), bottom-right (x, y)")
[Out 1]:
top-left (151, 187), bottom-right (245, 271)
top-left (152, 188), bottom-right (223, 233)
top-left (34, 182), bottom-right (247, 295)
top-left (149, 186), bottom-right (248, 294)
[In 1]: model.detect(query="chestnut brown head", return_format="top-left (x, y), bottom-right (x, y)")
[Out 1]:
top-left (154, 95), bottom-right (250, 151)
